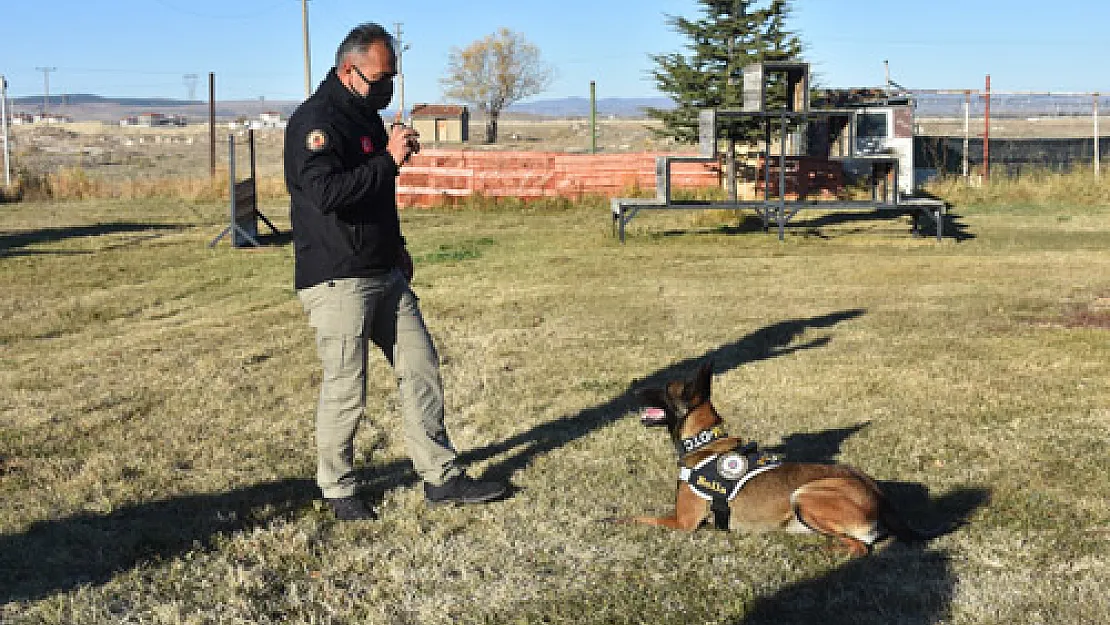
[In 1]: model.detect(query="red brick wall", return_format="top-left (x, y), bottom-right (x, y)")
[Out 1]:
top-left (755, 156), bottom-right (844, 200)
top-left (396, 150), bottom-right (722, 208)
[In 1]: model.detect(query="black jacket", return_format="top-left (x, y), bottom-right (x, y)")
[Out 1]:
top-left (285, 69), bottom-right (403, 290)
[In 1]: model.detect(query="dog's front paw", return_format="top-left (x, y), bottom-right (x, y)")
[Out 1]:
top-left (599, 516), bottom-right (634, 525)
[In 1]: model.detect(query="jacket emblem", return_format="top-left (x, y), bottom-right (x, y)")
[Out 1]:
top-left (361, 136), bottom-right (374, 154)
top-left (306, 129), bottom-right (328, 152)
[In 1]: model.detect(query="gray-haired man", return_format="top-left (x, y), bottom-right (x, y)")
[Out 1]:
top-left (284, 22), bottom-right (506, 520)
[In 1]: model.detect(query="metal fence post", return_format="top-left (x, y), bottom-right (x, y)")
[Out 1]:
top-left (1095, 92), bottom-right (1101, 178)
top-left (983, 75), bottom-right (991, 182)
top-left (962, 90), bottom-right (970, 181)
top-left (228, 134), bottom-right (236, 228)
top-left (1, 75), bottom-right (10, 188)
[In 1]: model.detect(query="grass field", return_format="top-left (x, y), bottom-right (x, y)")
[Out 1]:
top-left (2, 192), bottom-right (1109, 624)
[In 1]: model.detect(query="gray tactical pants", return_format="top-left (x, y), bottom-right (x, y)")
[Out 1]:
top-left (297, 271), bottom-right (459, 499)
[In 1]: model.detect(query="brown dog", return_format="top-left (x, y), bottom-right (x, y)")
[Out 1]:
top-left (614, 361), bottom-right (946, 555)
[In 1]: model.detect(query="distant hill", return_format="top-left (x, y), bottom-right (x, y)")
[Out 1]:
top-left (7, 94), bottom-right (300, 123)
top-left (6, 93), bottom-right (676, 122)
top-left (10, 94), bottom-right (200, 108)
top-left (507, 97), bottom-right (675, 118)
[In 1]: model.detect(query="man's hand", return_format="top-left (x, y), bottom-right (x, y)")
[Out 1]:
top-left (398, 247), bottom-right (414, 282)
top-left (387, 123), bottom-right (420, 168)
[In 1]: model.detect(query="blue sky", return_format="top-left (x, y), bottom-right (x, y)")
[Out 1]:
top-left (2, 0), bottom-right (1109, 103)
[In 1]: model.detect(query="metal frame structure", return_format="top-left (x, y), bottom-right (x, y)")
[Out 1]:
top-left (209, 130), bottom-right (281, 248)
top-left (611, 62), bottom-right (947, 242)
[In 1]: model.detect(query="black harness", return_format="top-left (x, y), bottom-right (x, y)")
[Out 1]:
top-left (676, 427), bottom-right (782, 530)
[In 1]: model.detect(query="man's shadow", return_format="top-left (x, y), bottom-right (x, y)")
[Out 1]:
top-left (0, 478), bottom-right (315, 604)
top-left (0, 308), bottom-right (866, 605)
top-left (0, 223), bottom-right (185, 257)
top-left (361, 308), bottom-right (868, 494)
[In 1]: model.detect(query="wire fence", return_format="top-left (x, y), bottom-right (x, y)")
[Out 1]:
top-left (912, 89), bottom-right (1105, 177)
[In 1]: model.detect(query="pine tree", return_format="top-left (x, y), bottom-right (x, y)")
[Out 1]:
top-left (646, 0), bottom-right (803, 144)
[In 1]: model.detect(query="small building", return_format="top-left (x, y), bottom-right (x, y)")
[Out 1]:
top-left (33, 112), bottom-right (71, 124)
top-left (259, 111), bottom-right (283, 126)
top-left (138, 112), bottom-right (166, 127)
top-left (9, 112), bottom-right (34, 125)
top-left (409, 103), bottom-right (468, 143)
top-left (246, 111), bottom-right (286, 130)
top-left (123, 112), bottom-right (186, 127)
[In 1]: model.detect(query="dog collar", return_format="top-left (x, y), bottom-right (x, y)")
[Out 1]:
top-left (677, 425), bottom-right (728, 458)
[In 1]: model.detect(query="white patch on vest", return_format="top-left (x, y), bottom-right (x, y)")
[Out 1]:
top-left (717, 452), bottom-right (748, 480)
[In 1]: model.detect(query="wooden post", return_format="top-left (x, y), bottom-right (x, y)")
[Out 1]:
top-left (589, 80), bottom-right (596, 155)
top-left (209, 73), bottom-right (216, 178)
top-left (302, 0), bottom-right (312, 99)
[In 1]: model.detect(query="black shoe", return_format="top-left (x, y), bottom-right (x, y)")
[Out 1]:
top-left (325, 496), bottom-right (378, 521)
top-left (424, 474), bottom-right (507, 505)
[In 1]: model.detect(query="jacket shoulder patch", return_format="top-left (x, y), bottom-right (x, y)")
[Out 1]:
top-left (306, 129), bottom-right (328, 152)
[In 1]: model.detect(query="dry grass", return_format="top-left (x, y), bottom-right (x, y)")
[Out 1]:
top-left (9, 167), bottom-right (288, 203)
top-left (2, 190), bottom-right (1110, 624)
top-left (925, 168), bottom-right (1110, 208)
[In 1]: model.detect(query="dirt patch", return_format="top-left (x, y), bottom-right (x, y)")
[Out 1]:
top-left (1061, 297), bottom-right (1110, 329)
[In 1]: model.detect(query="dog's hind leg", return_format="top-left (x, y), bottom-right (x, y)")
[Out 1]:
top-left (791, 478), bottom-right (883, 556)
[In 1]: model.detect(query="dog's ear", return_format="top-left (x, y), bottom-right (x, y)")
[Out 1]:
top-left (687, 361), bottom-right (713, 402)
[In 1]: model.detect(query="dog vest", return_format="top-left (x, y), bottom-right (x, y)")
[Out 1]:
top-left (677, 436), bottom-right (782, 530)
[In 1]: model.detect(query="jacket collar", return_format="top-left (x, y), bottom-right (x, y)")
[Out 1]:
top-left (318, 68), bottom-right (382, 128)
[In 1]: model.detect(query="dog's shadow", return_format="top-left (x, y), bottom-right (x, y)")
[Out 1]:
top-left (729, 486), bottom-right (988, 625)
top-left (734, 545), bottom-right (953, 625)
top-left (765, 422), bottom-right (871, 465)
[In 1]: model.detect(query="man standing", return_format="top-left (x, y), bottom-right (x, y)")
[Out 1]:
top-left (285, 22), bottom-right (506, 520)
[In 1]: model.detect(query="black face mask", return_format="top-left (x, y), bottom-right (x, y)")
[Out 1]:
top-left (352, 66), bottom-right (393, 111)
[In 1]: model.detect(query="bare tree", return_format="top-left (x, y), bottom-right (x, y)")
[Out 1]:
top-left (441, 28), bottom-right (553, 144)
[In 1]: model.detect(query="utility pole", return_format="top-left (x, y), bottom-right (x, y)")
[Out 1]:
top-left (35, 66), bottom-right (56, 115)
top-left (394, 22), bottom-right (409, 121)
top-left (184, 73), bottom-right (199, 101)
top-left (302, 0), bottom-right (312, 98)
